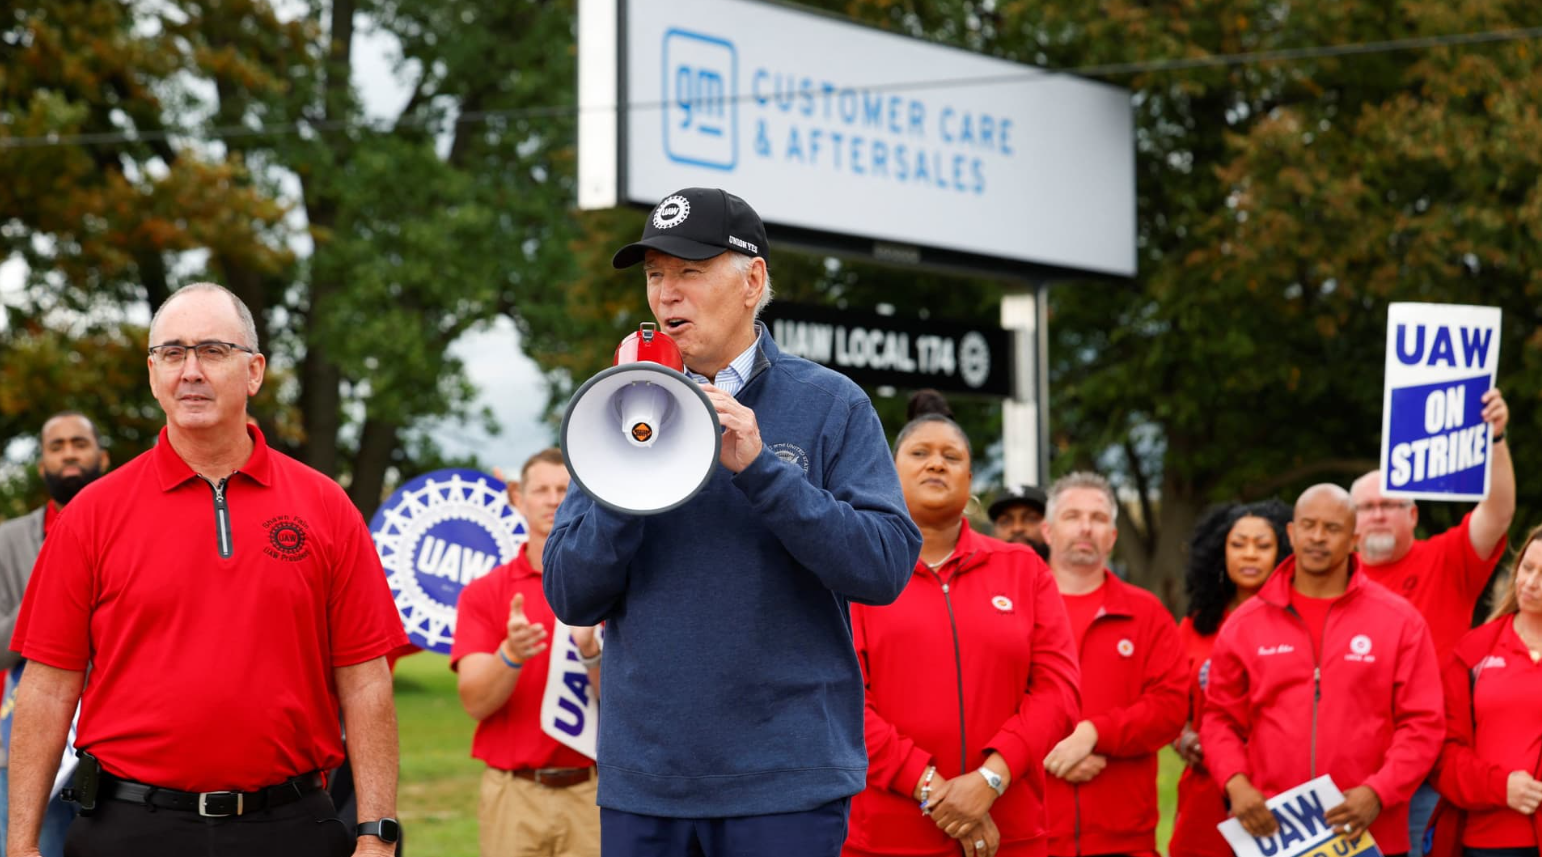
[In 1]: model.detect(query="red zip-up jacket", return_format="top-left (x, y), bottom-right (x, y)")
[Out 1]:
top-left (1045, 572), bottom-right (1188, 857)
top-left (1201, 556), bottom-right (1444, 855)
top-left (1431, 618), bottom-right (1542, 849)
top-left (847, 522), bottom-right (1081, 857)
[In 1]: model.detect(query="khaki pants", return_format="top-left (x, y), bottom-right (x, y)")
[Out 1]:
top-left (479, 767), bottom-right (601, 857)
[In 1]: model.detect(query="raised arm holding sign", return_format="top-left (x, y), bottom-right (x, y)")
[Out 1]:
top-left (1362, 304), bottom-right (1517, 857)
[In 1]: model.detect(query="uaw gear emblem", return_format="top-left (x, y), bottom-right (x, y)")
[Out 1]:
top-left (370, 469), bottom-right (527, 654)
top-left (653, 195), bottom-right (691, 229)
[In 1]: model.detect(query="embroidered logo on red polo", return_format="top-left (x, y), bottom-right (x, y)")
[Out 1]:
top-left (1117, 638), bottom-right (1135, 658)
top-left (1346, 634), bottom-right (1377, 663)
top-left (991, 595), bottom-right (1014, 613)
top-left (263, 515), bottom-right (312, 562)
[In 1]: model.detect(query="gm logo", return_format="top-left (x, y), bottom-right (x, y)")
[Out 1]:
top-left (663, 29), bottom-right (736, 170)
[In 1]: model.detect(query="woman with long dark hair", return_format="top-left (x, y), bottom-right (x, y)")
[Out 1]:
top-left (1168, 500), bottom-right (1292, 857)
top-left (1429, 523), bottom-right (1542, 857)
top-left (844, 393), bottom-right (1080, 857)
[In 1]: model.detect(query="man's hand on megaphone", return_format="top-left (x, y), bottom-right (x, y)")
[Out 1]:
top-left (503, 593), bottom-right (548, 664)
top-left (700, 384), bottom-right (763, 473)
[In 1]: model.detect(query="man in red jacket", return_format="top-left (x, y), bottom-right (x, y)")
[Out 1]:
top-left (1202, 484), bottom-right (1444, 857)
top-left (1039, 471), bottom-right (1188, 857)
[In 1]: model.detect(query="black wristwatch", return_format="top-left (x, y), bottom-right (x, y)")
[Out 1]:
top-left (357, 818), bottom-right (401, 844)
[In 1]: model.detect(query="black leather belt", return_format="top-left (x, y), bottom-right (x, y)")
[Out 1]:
top-left (99, 772), bottom-right (324, 817)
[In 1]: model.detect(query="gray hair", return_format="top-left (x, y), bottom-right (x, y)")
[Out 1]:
top-left (1045, 471), bottom-right (1119, 524)
top-left (149, 282), bottom-right (260, 353)
top-left (727, 252), bottom-right (774, 317)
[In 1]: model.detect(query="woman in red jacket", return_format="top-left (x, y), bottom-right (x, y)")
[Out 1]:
top-left (1431, 523), bottom-right (1542, 857)
top-left (844, 395), bottom-right (1081, 857)
top-left (1169, 501), bottom-right (1291, 857)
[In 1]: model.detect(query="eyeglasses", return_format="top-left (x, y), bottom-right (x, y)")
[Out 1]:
top-left (1356, 500), bottom-right (1414, 515)
top-left (148, 341), bottom-right (257, 366)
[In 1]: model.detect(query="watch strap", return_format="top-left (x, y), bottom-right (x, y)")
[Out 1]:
top-left (357, 817), bottom-right (401, 843)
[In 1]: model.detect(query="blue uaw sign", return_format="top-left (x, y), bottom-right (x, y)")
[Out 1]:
top-left (1379, 303), bottom-right (1502, 502)
top-left (1219, 776), bottom-right (1384, 857)
top-left (370, 469), bottom-right (527, 654)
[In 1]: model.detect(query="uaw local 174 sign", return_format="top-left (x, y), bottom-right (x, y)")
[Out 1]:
top-left (1379, 303), bottom-right (1502, 502)
top-left (1219, 776), bottom-right (1383, 857)
top-left (370, 469), bottom-right (527, 654)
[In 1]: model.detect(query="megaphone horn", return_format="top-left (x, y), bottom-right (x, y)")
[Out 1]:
top-left (560, 323), bottom-right (722, 515)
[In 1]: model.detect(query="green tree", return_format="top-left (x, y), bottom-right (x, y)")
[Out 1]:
top-left (1, 0), bottom-right (584, 512)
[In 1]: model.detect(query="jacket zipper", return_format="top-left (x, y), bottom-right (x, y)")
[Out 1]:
top-left (1072, 607), bottom-right (1118, 857)
top-left (204, 476), bottom-right (233, 559)
top-left (928, 568), bottom-right (969, 776)
top-left (1074, 788), bottom-right (1083, 857)
top-left (1286, 600), bottom-right (1336, 779)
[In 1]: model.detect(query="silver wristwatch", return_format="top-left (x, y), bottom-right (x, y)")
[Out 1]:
top-left (976, 766), bottom-right (1004, 796)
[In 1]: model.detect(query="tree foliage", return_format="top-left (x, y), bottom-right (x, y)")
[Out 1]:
top-left (4, 0), bottom-right (1542, 619)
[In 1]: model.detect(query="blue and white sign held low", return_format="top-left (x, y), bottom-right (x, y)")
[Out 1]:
top-left (1380, 303), bottom-right (1502, 502)
top-left (540, 622), bottom-right (602, 757)
top-left (370, 469), bottom-right (527, 654)
top-left (1218, 776), bottom-right (1384, 857)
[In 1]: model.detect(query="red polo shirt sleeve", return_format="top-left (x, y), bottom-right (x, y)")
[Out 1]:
top-left (1089, 601), bottom-right (1187, 757)
top-left (854, 603), bottom-right (935, 796)
top-left (451, 568), bottom-right (511, 669)
top-left (983, 563), bottom-right (1081, 777)
top-left (12, 512), bottom-right (95, 671)
top-left (1200, 617), bottom-right (1254, 791)
top-left (1361, 612), bottom-right (1444, 809)
top-left (327, 501), bottom-right (410, 667)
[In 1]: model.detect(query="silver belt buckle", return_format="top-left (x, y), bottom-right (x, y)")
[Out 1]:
top-left (198, 791), bottom-right (244, 817)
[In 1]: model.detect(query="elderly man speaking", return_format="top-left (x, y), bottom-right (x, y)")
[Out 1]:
top-left (544, 188), bottom-right (921, 857)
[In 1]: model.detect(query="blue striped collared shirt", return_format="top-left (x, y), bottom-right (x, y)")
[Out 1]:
top-left (687, 325), bottom-right (763, 398)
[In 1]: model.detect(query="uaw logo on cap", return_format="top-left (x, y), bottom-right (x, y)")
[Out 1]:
top-left (653, 195), bottom-right (692, 229)
top-left (370, 469), bottom-right (527, 654)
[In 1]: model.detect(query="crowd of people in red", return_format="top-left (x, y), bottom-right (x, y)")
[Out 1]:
top-left (847, 387), bottom-right (1534, 857)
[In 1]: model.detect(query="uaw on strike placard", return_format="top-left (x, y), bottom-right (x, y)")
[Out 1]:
top-left (1219, 777), bottom-right (1384, 857)
top-left (1380, 303), bottom-right (1501, 501)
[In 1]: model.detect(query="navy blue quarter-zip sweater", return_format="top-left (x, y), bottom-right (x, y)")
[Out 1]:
top-left (543, 330), bottom-right (921, 817)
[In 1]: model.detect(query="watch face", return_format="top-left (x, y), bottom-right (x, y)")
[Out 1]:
top-left (379, 818), bottom-right (401, 842)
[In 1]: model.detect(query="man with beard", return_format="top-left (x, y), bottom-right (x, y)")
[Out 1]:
top-left (0, 412), bottom-right (110, 856)
top-left (1350, 387), bottom-right (1514, 856)
top-left (989, 485), bottom-right (1049, 560)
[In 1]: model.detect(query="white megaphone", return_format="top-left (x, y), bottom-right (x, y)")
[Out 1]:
top-left (560, 323), bottom-right (722, 515)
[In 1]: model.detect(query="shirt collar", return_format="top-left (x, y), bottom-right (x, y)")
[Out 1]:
top-left (687, 324), bottom-right (763, 394)
top-left (42, 499), bottom-right (60, 536)
top-left (152, 423), bottom-right (274, 492)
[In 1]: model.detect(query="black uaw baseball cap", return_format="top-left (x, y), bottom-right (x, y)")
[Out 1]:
top-left (612, 187), bottom-right (770, 269)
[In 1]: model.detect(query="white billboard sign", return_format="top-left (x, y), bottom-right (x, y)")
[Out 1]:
top-left (579, 0), bottom-right (1137, 277)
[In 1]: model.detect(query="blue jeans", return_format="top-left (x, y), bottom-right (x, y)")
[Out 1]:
top-left (0, 766), bottom-right (81, 857)
top-left (1409, 780), bottom-right (1440, 857)
top-left (601, 797), bottom-right (850, 857)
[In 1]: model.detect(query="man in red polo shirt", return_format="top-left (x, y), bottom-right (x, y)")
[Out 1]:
top-left (1038, 471), bottom-right (1188, 857)
top-left (453, 448), bottom-right (602, 857)
top-left (1351, 387), bottom-right (1513, 855)
top-left (7, 283), bottom-right (408, 857)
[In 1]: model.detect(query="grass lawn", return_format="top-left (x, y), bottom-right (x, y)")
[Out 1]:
top-left (393, 651), bottom-right (1189, 856)
top-left (395, 651), bottom-right (481, 857)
